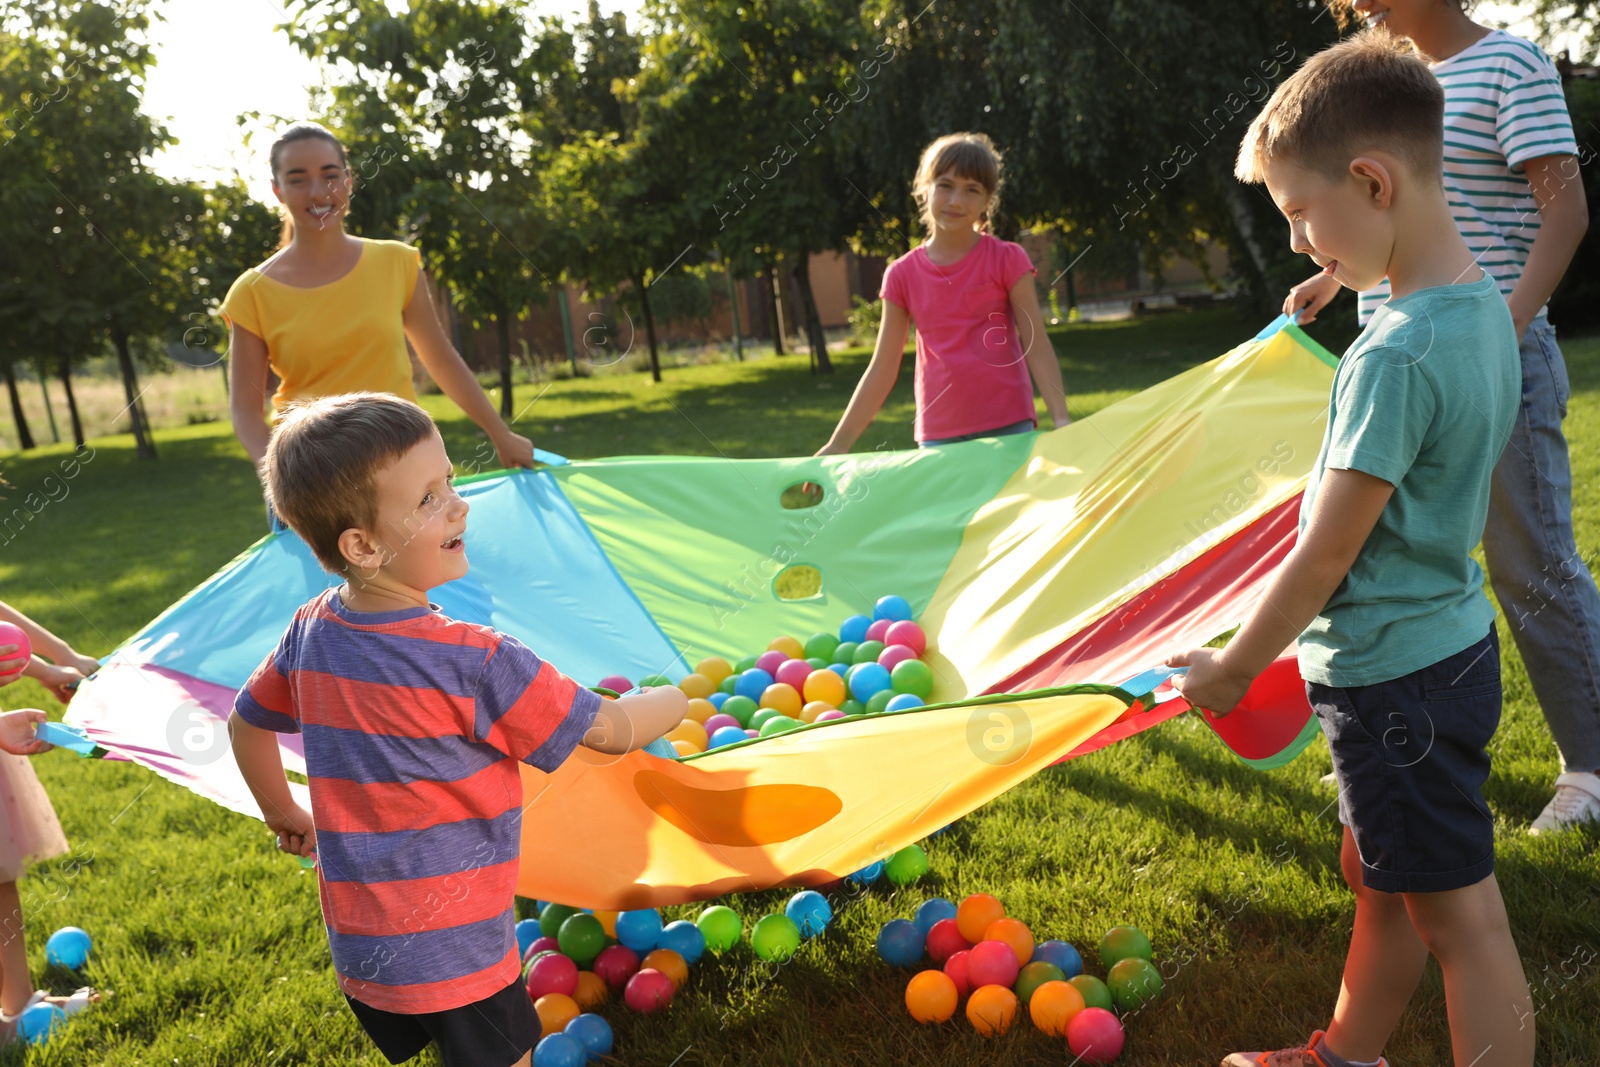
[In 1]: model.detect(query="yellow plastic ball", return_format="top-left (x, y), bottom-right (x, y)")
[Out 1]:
top-left (667, 719), bottom-right (709, 751)
top-left (677, 673), bottom-right (715, 700)
top-left (684, 697), bottom-right (717, 724)
top-left (759, 683), bottom-right (803, 716)
top-left (695, 657), bottom-right (733, 687)
top-left (535, 993), bottom-right (580, 1036)
top-left (802, 669), bottom-right (847, 706)
top-left (767, 635), bottom-right (805, 659)
top-left (592, 910), bottom-right (618, 937)
top-left (671, 739), bottom-right (699, 757)
top-left (800, 700), bottom-right (834, 723)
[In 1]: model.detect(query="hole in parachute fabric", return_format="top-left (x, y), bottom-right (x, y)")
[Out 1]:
top-left (778, 481), bottom-right (825, 510)
top-left (774, 564), bottom-right (822, 601)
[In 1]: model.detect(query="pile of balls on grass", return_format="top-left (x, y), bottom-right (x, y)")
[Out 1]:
top-left (594, 594), bottom-right (938, 754)
top-left (884, 895), bottom-right (1163, 1063)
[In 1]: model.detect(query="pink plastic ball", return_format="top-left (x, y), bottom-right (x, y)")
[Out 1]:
top-left (877, 644), bottom-right (920, 672)
top-left (943, 949), bottom-right (972, 1000)
top-left (884, 620), bottom-right (927, 656)
top-left (703, 713), bottom-right (740, 735)
top-left (967, 940), bottom-right (1021, 989)
top-left (744, 728), bottom-right (759, 738)
top-left (1067, 1007), bottom-right (1126, 1063)
top-left (925, 919), bottom-right (973, 964)
top-left (624, 968), bottom-right (675, 1013)
top-left (815, 709), bottom-right (846, 722)
top-left (774, 659), bottom-right (814, 692)
top-left (524, 936), bottom-right (560, 961)
top-left (755, 650), bottom-right (789, 676)
top-left (593, 944), bottom-right (640, 990)
top-left (864, 619), bottom-right (893, 643)
top-left (0, 623), bottom-right (29, 682)
top-left (597, 674), bottom-right (633, 694)
top-left (525, 952), bottom-right (579, 999)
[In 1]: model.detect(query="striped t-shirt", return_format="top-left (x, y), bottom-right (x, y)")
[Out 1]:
top-left (1357, 30), bottom-right (1578, 325)
top-left (234, 588), bottom-right (600, 1014)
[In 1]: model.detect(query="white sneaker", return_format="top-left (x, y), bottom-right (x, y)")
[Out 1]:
top-left (1529, 771), bottom-right (1600, 835)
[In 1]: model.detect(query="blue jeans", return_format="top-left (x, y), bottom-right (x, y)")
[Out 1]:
top-left (1482, 318), bottom-right (1600, 773)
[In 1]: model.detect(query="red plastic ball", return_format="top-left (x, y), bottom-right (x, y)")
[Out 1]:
top-left (1067, 1007), bottom-right (1126, 1064)
top-left (864, 618), bottom-right (893, 643)
top-left (593, 944), bottom-right (640, 990)
top-left (967, 940), bottom-right (1021, 989)
top-left (525, 952), bottom-right (579, 999)
top-left (624, 968), bottom-right (675, 1013)
top-left (774, 659), bottom-right (814, 692)
top-left (943, 949), bottom-right (973, 1000)
top-left (925, 918), bottom-right (973, 964)
top-left (523, 936), bottom-right (560, 963)
top-left (884, 620), bottom-right (927, 655)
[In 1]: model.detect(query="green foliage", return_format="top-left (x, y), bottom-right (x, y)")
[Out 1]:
top-left (846, 294), bottom-right (882, 347)
top-left (1548, 76), bottom-right (1599, 330)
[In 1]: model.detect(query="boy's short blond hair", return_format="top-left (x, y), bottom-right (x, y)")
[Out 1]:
top-left (1235, 30), bottom-right (1445, 185)
top-left (912, 132), bottom-right (1003, 233)
top-left (263, 392), bottom-right (437, 573)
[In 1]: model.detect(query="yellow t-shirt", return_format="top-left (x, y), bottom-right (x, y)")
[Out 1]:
top-left (221, 238), bottom-right (423, 416)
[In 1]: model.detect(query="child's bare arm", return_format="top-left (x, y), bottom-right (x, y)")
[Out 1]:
top-left (1169, 468), bottom-right (1394, 713)
top-left (1009, 277), bottom-right (1070, 427)
top-left (0, 601), bottom-right (99, 676)
top-left (229, 715), bottom-right (316, 857)
top-left (583, 686), bottom-right (688, 755)
top-left (818, 300), bottom-right (911, 455)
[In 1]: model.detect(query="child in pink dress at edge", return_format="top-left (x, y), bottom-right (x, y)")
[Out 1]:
top-left (818, 132), bottom-right (1070, 452)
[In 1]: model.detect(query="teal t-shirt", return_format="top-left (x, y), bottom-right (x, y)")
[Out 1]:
top-left (1297, 272), bottom-right (1519, 687)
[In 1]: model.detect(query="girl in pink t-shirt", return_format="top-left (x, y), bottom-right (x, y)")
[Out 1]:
top-left (819, 133), bottom-right (1070, 450)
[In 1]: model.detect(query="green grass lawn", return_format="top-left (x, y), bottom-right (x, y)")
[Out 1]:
top-left (0, 306), bottom-right (1596, 1065)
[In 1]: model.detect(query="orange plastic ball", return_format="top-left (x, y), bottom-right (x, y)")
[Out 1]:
top-left (768, 635), bottom-right (805, 659)
top-left (573, 970), bottom-right (608, 1009)
top-left (1028, 980), bottom-right (1086, 1036)
top-left (670, 739), bottom-right (697, 757)
top-left (759, 683), bottom-right (803, 716)
top-left (535, 992), bottom-right (580, 1036)
top-left (677, 673), bottom-right (716, 700)
top-left (640, 948), bottom-right (689, 989)
top-left (667, 719), bottom-right (709, 750)
top-left (800, 700), bottom-right (834, 723)
top-left (592, 910), bottom-right (618, 937)
top-left (905, 969), bottom-right (959, 1023)
top-left (983, 917), bottom-right (1034, 967)
top-left (684, 698), bottom-right (718, 724)
top-left (965, 984), bottom-right (1018, 1037)
top-left (956, 894), bottom-right (1007, 944)
top-left (802, 669), bottom-right (847, 706)
top-left (695, 657), bottom-right (733, 687)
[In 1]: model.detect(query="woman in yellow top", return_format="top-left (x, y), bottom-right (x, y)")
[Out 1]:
top-left (222, 124), bottom-right (534, 485)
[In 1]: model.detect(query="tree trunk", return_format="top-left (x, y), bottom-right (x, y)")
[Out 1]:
top-left (36, 370), bottom-right (59, 444)
top-left (635, 275), bottom-right (662, 383)
top-left (113, 328), bottom-right (156, 460)
top-left (3, 364), bottom-right (34, 451)
top-left (766, 268), bottom-right (786, 355)
top-left (57, 355), bottom-right (84, 449)
top-left (791, 257), bottom-right (833, 375)
top-left (495, 313), bottom-right (514, 419)
top-left (1220, 180), bottom-right (1273, 311)
top-left (725, 266), bottom-right (744, 362)
top-left (557, 287), bottom-right (578, 375)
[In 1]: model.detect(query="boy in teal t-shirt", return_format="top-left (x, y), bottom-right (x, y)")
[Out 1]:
top-left (1171, 31), bottom-right (1533, 1067)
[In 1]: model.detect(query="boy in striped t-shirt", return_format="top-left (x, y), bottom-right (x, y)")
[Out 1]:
top-left (229, 393), bottom-right (685, 1067)
top-left (1288, 2), bottom-right (1597, 834)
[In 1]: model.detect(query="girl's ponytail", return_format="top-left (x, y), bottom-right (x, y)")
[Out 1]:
top-left (268, 123), bottom-right (350, 250)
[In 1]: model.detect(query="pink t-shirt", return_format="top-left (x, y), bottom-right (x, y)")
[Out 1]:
top-left (880, 233), bottom-right (1039, 442)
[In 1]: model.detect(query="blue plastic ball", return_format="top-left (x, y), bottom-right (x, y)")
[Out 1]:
top-left (515, 917), bottom-right (542, 958)
top-left (657, 919), bottom-right (706, 964)
top-left (873, 595), bottom-right (913, 622)
top-left (885, 693), bottom-right (925, 712)
top-left (534, 1032), bottom-right (586, 1067)
top-left (709, 725), bottom-right (748, 748)
top-left (848, 860), bottom-right (884, 885)
top-left (708, 692), bottom-right (730, 710)
top-left (876, 918), bottom-right (925, 968)
top-left (827, 663), bottom-right (850, 678)
top-left (17, 1003), bottom-right (65, 1045)
top-left (615, 908), bottom-right (663, 953)
top-left (45, 926), bottom-right (91, 970)
top-left (1034, 939), bottom-right (1084, 979)
top-left (564, 1013), bottom-right (614, 1059)
top-left (734, 668), bottom-right (775, 701)
top-left (848, 662), bottom-right (892, 703)
top-left (838, 614), bottom-right (871, 643)
top-left (784, 890), bottom-right (833, 939)
top-left (913, 898), bottom-right (958, 937)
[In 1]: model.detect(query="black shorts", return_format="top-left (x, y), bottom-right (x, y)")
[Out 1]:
top-left (1309, 628), bottom-right (1501, 894)
top-left (345, 977), bottom-right (537, 1067)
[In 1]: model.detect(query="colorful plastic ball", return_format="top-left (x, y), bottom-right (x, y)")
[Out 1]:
top-left (804, 632), bottom-right (841, 660)
top-left (572, 970), bottom-right (608, 1009)
top-left (657, 920), bottom-right (706, 965)
top-left (684, 698), bottom-right (718, 724)
top-left (966, 984), bottom-right (1018, 1037)
top-left (735, 669), bottom-right (775, 701)
top-left (665, 719), bottom-right (709, 752)
top-left (943, 949), bottom-right (972, 999)
top-left (750, 707), bottom-right (784, 732)
top-left (864, 618), bottom-right (893, 643)
top-left (800, 701), bottom-right (834, 723)
top-left (638, 674), bottom-right (672, 688)
top-left (697, 905), bottom-right (742, 953)
top-left (515, 918), bottom-right (542, 958)
top-left (705, 708), bottom-right (742, 734)
top-left (890, 659), bottom-right (934, 698)
top-left (695, 657), bottom-right (733, 687)
top-left (1034, 940), bottom-right (1084, 978)
top-left (16, 1003), bottom-right (64, 1045)
top-left (877, 643), bottom-right (920, 672)
top-left (535, 992), bottom-right (581, 1037)
top-left (802, 668), bottom-right (847, 706)
top-left (593, 944), bottom-right (640, 990)
top-left (534, 1031), bottom-right (585, 1067)
top-left (539, 903), bottom-right (580, 939)
top-left (774, 659), bottom-right (813, 692)
top-left (1067, 1006), bottom-right (1126, 1064)
top-left (525, 936), bottom-right (560, 960)
top-left (707, 725), bottom-right (745, 748)
top-left (874, 594), bottom-right (913, 622)
top-left (877, 919), bottom-right (925, 968)
top-left (925, 919), bottom-right (972, 964)
top-left (557, 913), bottom-right (607, 967)
top-left (1069, 974), bottom-right (1115, 1012)
top-left (564, 1013), bottom-right (614, 1059)
top-left (983, 917), bottom-right (1034, 967)
top-left (848, 859), bottom-right (884, 885)
top-left (905, 969), bottom-right (959, 1024)
top-left (864, 690), bottom-right (895, 715)
top-left (526, 952), bottom-right (580, 999)
top-left (615, 909), bottom-right (663, 953)
top-left (853, 640), bottom-right (887, 664)
top-left (0, 623), bottom-right (29, 685)
top-left (718, 674), bottom-right (739, 695)
top-left (751, 914), bottom-right (802, 961)
top-left (815, 709), bottom-right (846, 722)
top-left (827, 663), bottom-right (850, 680)
top-left (1107, 956), bottom-right (1164, 1012)
top-left (591, 910), bottom-right (618, 937)
top-left (596, 674), bottom-right (633, 694)
top-left (744, 728), bottom-right (759, 738)
top-left (735, 654), bottom-right (760, 673)
top-left (969, 940), bottom-right (1022, 989)
top-left (671, 740), bottom-right (697, 757)
top-left (885, 693), bottom-right (925, 712)
top-left (759, 716), bottom-right (801, 737)
top-left (719, 695), bottom-right (758, 726)
top-left (914, 898), bottom-right (958, 937)
top-left (839, 699), bottom-right (866, 716)
top-left (1029, 979), bottom-right (1087, 1037)
top-left (755, 650), bottom-right (790, 677)
top-left (839, 614), bottom-right (871, 643)
top-left (640, 948), bottom-right (688, 990)
top-left (833, 641), bottom-right (860, 665)
top-left (707, 691), bottom-right (730, 710)
top-left (805, 656), bottom-right (829, 670)
top-left (885, 844), bottom-right (929, 885)
top-left (785, 890), bottom-right (833, 938)
top-left (623, 968), bottom-right (675, 1013)
top-left (676, 673), bottom-right (715, 700)
top-left (849, 662), bottom-right (892, 702)
top-left (955, 894), bottom-right (1006, 944)
top-left (884, 620), bottom-right (927, 655)
top-left (759, 682), bottom-right (803, 716)
top-left (1015, 960), bottom-right (1066, 1004)
top-left (522, 948), bottom-right (554, 976)
top-left (1099, 926), bottom-right (1153, 970)
top-left (768, 634), bottom-right (805, 657)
